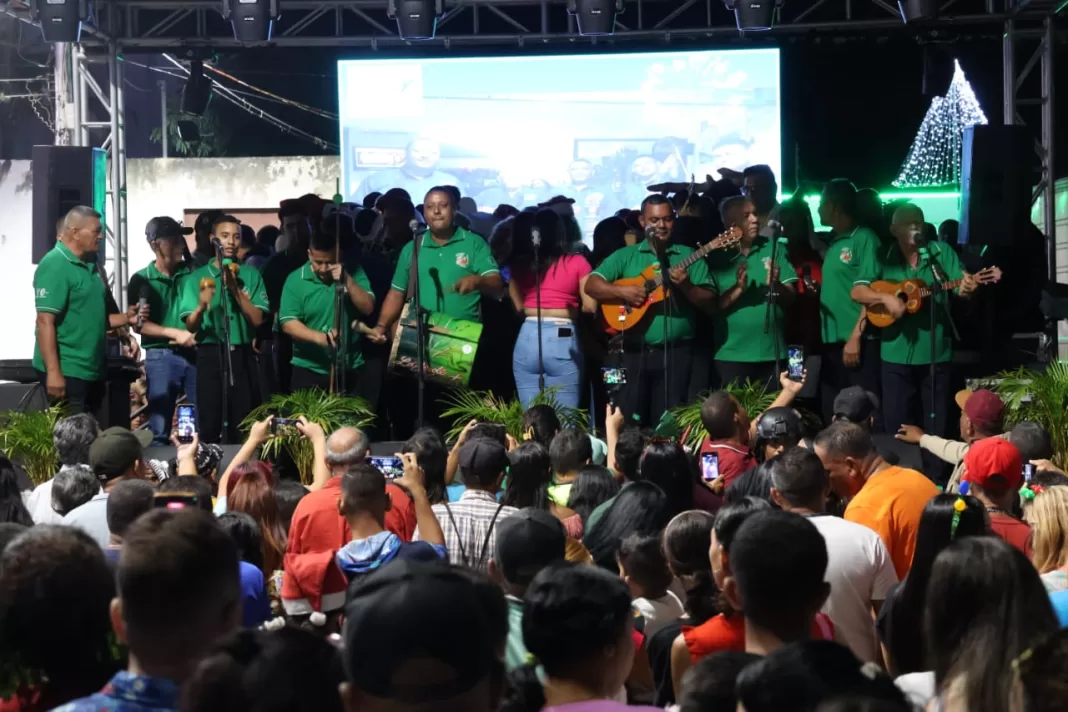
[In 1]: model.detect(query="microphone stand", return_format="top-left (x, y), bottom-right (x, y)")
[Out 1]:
top-left (330, 199), bottom-right (346, 395)
top-left (917, 236), bottom-right (959, 434)
top-left (213, 244), bottom-right (235, 442)
top-left (412, 224), bottom-right (428, 429)
top-left (762, 223), bottom-right (783, 380)
top-left (532, 229), bottom-right (545, 394)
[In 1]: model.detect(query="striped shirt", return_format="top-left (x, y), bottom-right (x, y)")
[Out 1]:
top-left (416, 489), bottom-right (517, 572)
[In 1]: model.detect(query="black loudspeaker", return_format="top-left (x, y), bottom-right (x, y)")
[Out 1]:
top-left (32, 145), bottom-right (96, 264)
top-left (959, 125), bottom-right (1039, 247)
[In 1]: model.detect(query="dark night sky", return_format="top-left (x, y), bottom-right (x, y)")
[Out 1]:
top-left (2, 25), bottom-right (1064, 191)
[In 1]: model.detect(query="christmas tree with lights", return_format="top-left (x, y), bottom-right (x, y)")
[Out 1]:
top-left (893, 60), bottom-right (988, 188)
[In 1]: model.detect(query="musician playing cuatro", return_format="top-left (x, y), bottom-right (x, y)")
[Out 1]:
top-left (849, 203), bottom-right (977, 445)
top-left (584, 194), bottom-right (717, 426)
top-left (706, 195), bottom-right (797, 392)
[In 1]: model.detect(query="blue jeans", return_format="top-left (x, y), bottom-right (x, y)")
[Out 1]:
top-left (513, 319), bottom-right (582, 409)
top-left (144, 348), bottom-right (197, 445)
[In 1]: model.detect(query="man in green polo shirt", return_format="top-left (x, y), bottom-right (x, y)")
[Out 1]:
top-left (585, 194), bottom-right (716, 425)
top-left (34, 206), bottom-right (141, 415)
top-left (127, 216), bottom-right (198, 444)
top-left (850, 203), bottom-right (977, 451)
top-left (180, 215), bottom-right (269, 444)
top-left (279, 229), bottom-right (375, 395)
top-left (707, 195), bottom-right (796, 392)
top-left (816, 179), bottom-right (883, 424)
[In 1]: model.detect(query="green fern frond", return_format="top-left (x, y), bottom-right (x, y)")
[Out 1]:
top-left (671, 379), bottom-right (775, 450)
top-left (440, 387), bottom-right (589, 442)
top-left (0, 405), bottom-right (68, 485)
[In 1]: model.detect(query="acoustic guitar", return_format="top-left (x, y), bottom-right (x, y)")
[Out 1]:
top-left (866, 266), bottom-right (1003, 328)
top-left (600, 227), bottom-right (741, 332)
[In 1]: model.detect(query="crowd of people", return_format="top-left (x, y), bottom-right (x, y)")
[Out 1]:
top-left (1, 367), bottom-right (1068, 711)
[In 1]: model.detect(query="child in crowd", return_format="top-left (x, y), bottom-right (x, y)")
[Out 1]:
top-left (618, 532), bottom-right (684, 638)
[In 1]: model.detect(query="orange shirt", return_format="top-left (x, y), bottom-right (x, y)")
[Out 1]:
top-left (844, 465), bottom-right (939, 579)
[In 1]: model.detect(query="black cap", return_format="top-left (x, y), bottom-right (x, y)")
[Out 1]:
top-left (89, 427), bottom-right (152, 483)
top-left (145, 216), bottom-right (193, 242)
top-left (755, 407), bottom-right (802, 441)
top-left (458, 439), bottom-right (509, 483)
top-left (342, 560), bottom-right (500, 702)
top-left (832, 386), bottom-right (880, 423)
top-left (494, 508), bottom-right (567, 586)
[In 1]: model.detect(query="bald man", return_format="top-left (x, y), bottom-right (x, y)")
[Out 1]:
top-left (325, 426), bottom-right (371, 475)
top-left (850, 204), bottom-right (976, 480)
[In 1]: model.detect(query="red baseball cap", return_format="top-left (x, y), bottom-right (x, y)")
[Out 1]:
top-left (955, 389), bottom-right (1005, 433)
top-left (963, 437), bottom-right (1023, 492)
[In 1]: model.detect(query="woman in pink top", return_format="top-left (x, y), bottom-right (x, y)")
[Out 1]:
top-left (509, 209), bottom-right (596, 408)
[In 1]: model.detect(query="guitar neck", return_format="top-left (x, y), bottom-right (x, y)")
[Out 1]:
top-left (918, 278), bottom-right (965, 297)
top-left (647, 240), bottom-right (720, 290)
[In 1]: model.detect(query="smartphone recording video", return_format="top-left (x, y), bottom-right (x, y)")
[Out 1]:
top-left (701, 452), bottom-right (720, 482)
top-left (271, 417), bottom-right (299, 435)
top-left (787, 345), bottom-right (805, 382)
top-left (369, 456), bottom-right (404, 479)
top-left (176, 404), bottom-right (196, 444)
top-left (1023, 462), bottom-right (1036, 484)
top-left (602, 367), bottom-right (627, 386)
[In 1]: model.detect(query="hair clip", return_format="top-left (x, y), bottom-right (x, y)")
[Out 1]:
top-left (1033, 484), bottom-right (1046, 495)
top-left (1019, 485), bottom-right (1037, 502)
top-left (262, 617), bottom-right (286, 632)
top-left (950, 496), bottom-right (968, 539)
top-left (859, 662), bottom-right (881, 681)
top-left (958, 481), bottom-right (970, 495)
top-left (524, 653), bottom-right (539, 666)
top-left (1011, 646), bottom-right (1035, 673)
top-left (309, 611), bottom-right (327, 628)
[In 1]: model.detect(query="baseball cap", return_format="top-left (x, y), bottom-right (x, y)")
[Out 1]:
top-left (494, 508), bottom-right (567, 586)
top-left (955, 389), bottom-right (1006, 433)
top-left (458, 438), bottom-right (509, 483)
top-left (833, 386), bottom-right (880, 423)
top-left (342, 560), bottom-right (502, 702)
top-left (963, 437), bottom-right (1023, 492)
top-left (89, 427), bottom-right (152, 483)
top-left (145, 216), bottom-right (193, 242)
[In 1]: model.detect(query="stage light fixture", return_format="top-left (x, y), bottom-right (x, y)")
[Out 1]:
top-left (723, 0), bottom-right (776, 32)
top-left (566, 0), bottom-right (625, 36)
top-left (387, 0), bottom-right (445, 41)
top-left (29, 0), bottom-right (89, 42)
top-left (221, 0), bottom-right (279, 43)
top-left (898, 0), bottom-right (938, 22)
top-left (181, 61), bottom-right (213, 116)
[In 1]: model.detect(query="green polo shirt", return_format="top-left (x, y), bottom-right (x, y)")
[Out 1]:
top-left (179, 262), bottom-right (269, 346)
top-left (32, 243), bottom-right (108, 381)
top-left (706, 237), bottom-right (798, 362)
top-left (855, 241), bottom-right (964, 365)
top-left (819, 226), bottom-right (880, 345)
top-left (390, 227), bottom-right (499, 322)
top-left (128, 262), bottom-right (193, 349)
top-left (590, 241), bottom-right (713, 346)
top-left (278, 262), bottom-right (373, 375)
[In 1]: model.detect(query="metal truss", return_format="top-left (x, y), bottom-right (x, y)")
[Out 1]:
top-left (0, 0), bottom-right (1020, 50)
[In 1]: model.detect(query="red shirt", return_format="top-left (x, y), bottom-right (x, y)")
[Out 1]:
top-left (683, 612), bottom-right (836, 662)
top-left (989, 512), bottom-right (1033, 557)
top-left (281, 477), bottom-right (415, 614)
top-left (698, 440), bottom-right (756, 490)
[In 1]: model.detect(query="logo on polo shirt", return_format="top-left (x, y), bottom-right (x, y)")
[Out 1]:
top-left (456, 253), bottom-right (469, 268)
top-left (840, 247), bottom-right (853, 264)
top-left (36, 288), bottom-right (48, 299)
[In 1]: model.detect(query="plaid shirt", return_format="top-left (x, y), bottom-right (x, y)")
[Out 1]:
top-left (417, 489), bottom-right (517, 571)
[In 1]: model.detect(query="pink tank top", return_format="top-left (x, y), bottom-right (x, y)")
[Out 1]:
top-left (513, 254), bottom-right (592, 310)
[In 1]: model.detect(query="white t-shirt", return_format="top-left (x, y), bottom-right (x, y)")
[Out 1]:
top-left (809, 514), bottom-right (899, 663)
top-left (26, 478), bottom-right (64, 525)
top-left (632, 591), bottom-right (685, 639)
top-left (61, 491), bottom-right (111, 549)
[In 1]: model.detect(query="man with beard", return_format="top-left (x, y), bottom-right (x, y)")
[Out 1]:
top-left (584, 194), bottom-right (716, 426)
top-left (181, 215), bottom-right (269, 443)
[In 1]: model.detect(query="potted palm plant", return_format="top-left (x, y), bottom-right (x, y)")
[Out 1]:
top-left (439, 388), bottom-right (589, 442)
top-left (671, 379), bottom-right (777, 450)
top-left (981, 363), bottom-right (1068, 466)
top-left (241, 389), bottom-right (376, 485)
top-left (0, 405), bottom-right (67, 486)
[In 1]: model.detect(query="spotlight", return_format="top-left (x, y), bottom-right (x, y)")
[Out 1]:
top-left (387, 0), bottom-right (445, 41)
top-left (29, 0), bottom-right (89, 42)
top-left (724, 0), bottom-right (776, 31)
top-left (566, 0), bottom-right (625, 36)
top-left (899, 0), bottom-right (938, 22)
top-left (181, 61), bottom-right (213, 116)
top-left (221, 0), bottom-right (280, 43)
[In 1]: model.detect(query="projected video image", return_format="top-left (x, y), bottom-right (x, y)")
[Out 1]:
top-left (338, 49), bottom-right (781, 235)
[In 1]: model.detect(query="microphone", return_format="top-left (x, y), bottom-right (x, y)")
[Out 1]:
top-left (644, 224), bottom-right (657, 240)
top-left (211, 237), bottom-right (223, 251)
top-left (409, 219), bottom-right (426, 235)
top-left (531, 227), bottom-right (541, 248)
top-left (136, 286), bottom-right (148, 329)
top-left (760, 218), bottom-right (783, 239)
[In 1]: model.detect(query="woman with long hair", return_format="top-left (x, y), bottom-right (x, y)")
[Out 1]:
top-left (402, 427), bottom-right (449, 505)
top-left (924, 536), bottom-right (1057, 712)
top-left (509, 208), bottom-right (596, 409)
top-left (502, 442), bottom-right (552, 511)
top-left (0, 457), bottom-right (32, 526)
top-left (565, 465), bottom-right (620, 536)
top-left (876, 494), bottom-right (987, 676)
top-left (226, 462), bottom-right (287, 577)
top-left (584, 481), bottom-right (672, 571)
top-left (1024, 485), bottom-right (1068, 592)
top-left (638, 440), bottom-right (695, 517)
top-left (502, 563), bottom-right (661, 712)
